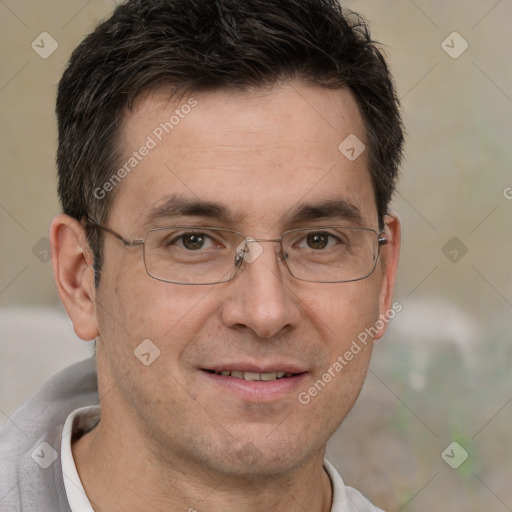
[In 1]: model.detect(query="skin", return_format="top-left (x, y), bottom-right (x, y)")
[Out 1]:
top-left (51, 81), bottom-right (400, 512)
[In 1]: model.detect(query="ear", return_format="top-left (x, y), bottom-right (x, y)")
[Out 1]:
top-left (373, 212), bottom-right (401, 341)
top-left (50, 214), bottom-right (99, 341)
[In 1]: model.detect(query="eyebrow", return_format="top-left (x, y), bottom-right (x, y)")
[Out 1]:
top-left (139, 194), bottom-right (245, 229)
top-left (139, 194), bottom-right (364, 230)
top-left (283, 199), bottom-right (364, 226)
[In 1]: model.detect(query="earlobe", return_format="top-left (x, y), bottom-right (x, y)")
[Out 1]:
top-left (374, 212), bottom-right (401, 341)
top-left (50, 214), bottom-right (99, 341)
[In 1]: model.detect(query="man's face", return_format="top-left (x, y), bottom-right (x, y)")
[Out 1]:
top-left (92, 82), bottom-right (397, 476)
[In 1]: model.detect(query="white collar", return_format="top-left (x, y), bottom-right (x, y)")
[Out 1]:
top-left (61, 406), bottom-right (99, 512)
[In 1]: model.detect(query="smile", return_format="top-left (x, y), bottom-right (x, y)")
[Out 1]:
top-left (201, 366), bottom-right (307, 402)
top-left (205, 370), bottom-right (296, 381)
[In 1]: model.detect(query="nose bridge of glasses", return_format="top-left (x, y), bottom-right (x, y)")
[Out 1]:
top-left (249, 237), bottom-right (282, 243)
top-left (248, 236), bottom-right (282, 251)
top-left (235, 236), bottom-right (286, 265)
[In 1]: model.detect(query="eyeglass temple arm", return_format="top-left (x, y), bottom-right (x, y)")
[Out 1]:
top-left (84, 218), bottom-right (143, 247)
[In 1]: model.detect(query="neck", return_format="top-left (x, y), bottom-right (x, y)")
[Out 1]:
top-left (72, 420), bottom-right (333, 512)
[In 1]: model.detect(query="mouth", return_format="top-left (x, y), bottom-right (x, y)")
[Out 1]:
top-left (200, 365), bottom-right (307, 402)
top-left (204, 369), bottom-right (297, 381)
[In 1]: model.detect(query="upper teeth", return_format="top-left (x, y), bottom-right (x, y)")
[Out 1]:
top-left (214, 370), bottom-right (292, 381)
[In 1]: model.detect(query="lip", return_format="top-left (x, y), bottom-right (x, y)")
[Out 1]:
top-left (200, 363), bottom-right (308, 403)
top-left (205, 363), bottom-right (307, 374)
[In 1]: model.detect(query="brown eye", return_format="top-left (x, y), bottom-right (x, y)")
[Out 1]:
top-left (306, 233), bottom-right (330, 250)
top-left (181, 233), bottom-right (206, 250)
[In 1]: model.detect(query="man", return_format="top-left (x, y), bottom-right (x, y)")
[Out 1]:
top-left (0, 0), bottom-right (403, 510)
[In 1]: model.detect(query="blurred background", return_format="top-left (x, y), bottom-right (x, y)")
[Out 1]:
top-left (1, 0), bottom-right (511, 510)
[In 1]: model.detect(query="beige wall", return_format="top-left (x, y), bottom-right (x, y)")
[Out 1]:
top-left (0, 1), bottom-right (118, 306)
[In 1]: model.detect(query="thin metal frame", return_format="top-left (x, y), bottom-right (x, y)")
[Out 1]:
top-left (85, 218), bottom-right (388, 285)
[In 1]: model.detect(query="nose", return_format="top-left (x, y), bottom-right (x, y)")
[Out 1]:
top-left (220, 240), bottom-right (301, 339)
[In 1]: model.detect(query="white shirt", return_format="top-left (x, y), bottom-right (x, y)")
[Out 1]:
top-left (61, 406), bottom-right (99, 512)
top-left (61, 407), bottom-right (383, 512)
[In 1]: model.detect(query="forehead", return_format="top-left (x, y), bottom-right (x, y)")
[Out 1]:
top-left (109, 82), bottom-right (376, 232)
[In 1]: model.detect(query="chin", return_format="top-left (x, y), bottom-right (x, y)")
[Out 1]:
top-left (194, 425), bottom-right (325, 479)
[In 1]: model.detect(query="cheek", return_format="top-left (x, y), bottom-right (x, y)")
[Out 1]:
top-left (295, 284), bottom-right (380, 428)
top-left (304, 280), bottom-right (381, 347)
top-left (98, 267), bottom-right (217, 364)
top-left (95, 275), bottom-right (214, 414)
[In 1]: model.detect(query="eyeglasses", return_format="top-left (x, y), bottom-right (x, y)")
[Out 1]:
top-left (85, 218), bottom-right (387, 285)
